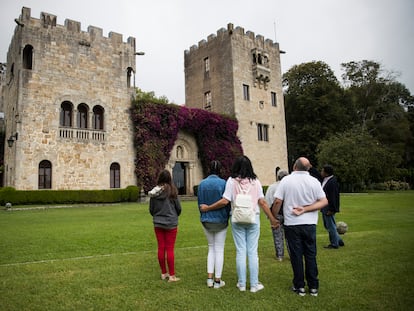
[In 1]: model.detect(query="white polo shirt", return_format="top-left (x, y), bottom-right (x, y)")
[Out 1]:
top-left (274, 171), bottom-right (326, 226)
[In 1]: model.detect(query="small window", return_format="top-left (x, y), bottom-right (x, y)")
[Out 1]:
top-left (243, 84), bottom-right (250, 101)
top-left (39, 160), bottom-right (52, 189)
top-left (271, 92), bottom-right (277, 107)
top-left (257, 123), bottom-right (269, 142)
top-left (93, 105), bottom-right (104, 130)
top-left (60, 101), bottom-right (73, 127)
top-left (204, 91), bottom-right (212, 110)
top-left (204, 57), bottom-right (210, 78)
top-left (127, 67), bottom-right (134, 88)
top-left (110, 162), bottom-right (120, 188)
top-left (77, 104), bottom-right (88, 129)
top-left (23, 45), bottom-right (33, 70)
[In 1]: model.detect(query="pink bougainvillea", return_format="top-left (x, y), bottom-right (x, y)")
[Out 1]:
top-left (131, 100), bottom-right (243, 192)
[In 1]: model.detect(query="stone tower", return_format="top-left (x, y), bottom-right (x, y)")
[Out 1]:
top-left (184, 23), bottom-right (288, 184)
top-left (2, 7), bottom-right (137, 190)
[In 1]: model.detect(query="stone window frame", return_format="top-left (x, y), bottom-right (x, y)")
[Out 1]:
top-left (60, 101), bottom-right (73, 127)
top-left (204, 91), bottom-right (212, 110)
top-left (92, 105), bottom-right (105, 130)
top-left (38, 160), bottom-right (52, 189)
top-left (110, 162), bottom-right (121, 188)
top-left (23, 44), bottom-right (34, 70)
top-left (257, 123), bottom-right (269, 142)
top-left (77, 103), bottom-right (89, 129)
top-left (271, 92), bottom-right (277, 107)
top-left (243, 84), bottom-right (250, 101)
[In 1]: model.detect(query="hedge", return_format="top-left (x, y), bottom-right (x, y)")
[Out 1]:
top-left (0, 185), bottom-right (140, 206)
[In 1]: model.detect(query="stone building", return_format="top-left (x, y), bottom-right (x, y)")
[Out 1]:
top-left (2, 7), bottom-right (137, 190)
top-left (184, 23), bottom-right (288, 185)
top-left (1, 8), bottom-right (287, 192)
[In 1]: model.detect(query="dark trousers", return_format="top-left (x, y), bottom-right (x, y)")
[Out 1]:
top-left (284, 224), bottom-right (319, 289)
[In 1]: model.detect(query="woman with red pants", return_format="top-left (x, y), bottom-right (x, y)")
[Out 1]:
top-left (149, 170), bottom-right (182, 282)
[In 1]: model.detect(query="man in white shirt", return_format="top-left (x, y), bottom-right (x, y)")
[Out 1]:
top-left (272, 157), bottom-right (328, 297)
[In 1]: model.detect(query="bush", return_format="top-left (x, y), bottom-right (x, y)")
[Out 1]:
top-left (0, 185), bottom-right (140, 206)
top-left (368, 181), bottom-right (411, 191)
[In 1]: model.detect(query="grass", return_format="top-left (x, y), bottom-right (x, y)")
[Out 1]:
top-left (0, 192), bottom-right (413, 311)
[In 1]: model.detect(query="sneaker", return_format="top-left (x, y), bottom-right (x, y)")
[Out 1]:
top-left (292, 287), bottom-right (306, 296)
top-left (276, 257), bottom-right (283, 261)
top-left (309, 288), bottom-right (318, 296)
top-left (339, 240), bottom-right (345, 247)
top-left (207, 278), bottom-right (214, 288)
top-left (161, 273), bottom-right (169, 280)
top-left (236, 283), bottom-right (246, 292)
top-left (324, 244), bottom-right (338, 249)
top-left (167, 275), bottom-right (180, 282)
top-left (250, 282), bottom-right (264, 293)
top-left (214, 280), bottom-right (225, 289)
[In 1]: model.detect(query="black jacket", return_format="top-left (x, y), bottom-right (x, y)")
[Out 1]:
top-left (322, 176), bottom-right (340, 214)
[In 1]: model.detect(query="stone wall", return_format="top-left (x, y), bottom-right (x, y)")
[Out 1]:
top-left (184, 23), bottom-right (288, 185)
top-left (3, 7), bottom-right (137, 189)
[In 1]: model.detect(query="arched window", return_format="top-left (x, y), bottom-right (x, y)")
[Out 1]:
top-left (110, 163), bottom-right (120, 188)
top-left (39, 160), bottom-right (52, 189)
top-left (60, 101), bottom-right (73, 127)
top-left (23, 45), bottom-right (33, 70)
top-left (77, 103), bottom-right (89, 129)
top-left (127, 67), bottom-right (134, 88)
top-left (92, 105), bottom-right (104, 130)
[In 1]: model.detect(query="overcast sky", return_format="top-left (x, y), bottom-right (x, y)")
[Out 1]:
top-left (1, 0), bottom-right (413, 104)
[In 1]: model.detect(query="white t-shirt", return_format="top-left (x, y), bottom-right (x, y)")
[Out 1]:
top-left (274, 171), bottom-right (326, 226)
top-left (223, 177), bottom-right (264, 214)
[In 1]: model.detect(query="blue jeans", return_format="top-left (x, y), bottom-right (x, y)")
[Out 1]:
top-left (322, 212), bottom-right (343, 247)
top-left (284, 224), bottom-right (319, 290)
top-left (231, 214), bottom-right (260, 287)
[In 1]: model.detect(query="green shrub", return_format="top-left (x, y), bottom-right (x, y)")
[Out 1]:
top-left (0, 186), bottom-right (140, 206)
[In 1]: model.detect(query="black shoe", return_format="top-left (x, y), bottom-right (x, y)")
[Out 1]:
top-left (309, 288), bottom-right (318, 297)
top-left (324, 244), bottom-right (338, 249)
top-left (339, 240), bottom-right (345, 247)
top-left (291, 286), bottom-right (306, 296)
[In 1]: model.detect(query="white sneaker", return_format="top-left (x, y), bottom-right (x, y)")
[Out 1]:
top-left (213, 280), bottom-right (225, 289)
top-left (250, 282), bottom-right (264, 293)
top-left (237, 283), bottom-right (246, 292)
top-left (207, 278), bottom-right (214, 288)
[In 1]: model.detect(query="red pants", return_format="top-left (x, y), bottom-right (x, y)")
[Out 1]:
top-left (154, 227), bottom-right (178, 276)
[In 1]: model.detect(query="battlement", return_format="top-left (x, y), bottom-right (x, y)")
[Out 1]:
top-left (185, 23), bottom-right (278, 54)
top-left (17, 7), bottom-right (135, 49)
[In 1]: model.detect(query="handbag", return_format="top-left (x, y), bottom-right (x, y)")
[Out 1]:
top-left (231, 181), bottom-right (256, 224)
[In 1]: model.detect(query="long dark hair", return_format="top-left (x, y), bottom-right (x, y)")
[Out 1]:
top-left (230, 156), bottom-right (257, 180)
top-left (157, 169), bottom-right (178, 199)
top-left (209, 160), bottom-right (222, 176)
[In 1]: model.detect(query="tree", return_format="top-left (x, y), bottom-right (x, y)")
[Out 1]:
top-left (283, 61), bottom-right (350, 167)
top-left (341, 60), bottom-right (413, 164)
top-left (317, 128), bottom-right (400, 191)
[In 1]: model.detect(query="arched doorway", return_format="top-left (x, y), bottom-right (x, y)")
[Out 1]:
top-left (172, 162), bottom-right (187, 195)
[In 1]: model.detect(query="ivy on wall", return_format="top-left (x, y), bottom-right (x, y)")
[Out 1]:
top-left (130, 100), bottom-right (243, 192)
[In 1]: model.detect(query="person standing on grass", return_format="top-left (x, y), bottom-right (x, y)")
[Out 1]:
top-left (197, 160), bottom-right (231, 289)
top-left (272, 157), bottom-right (328, 297)
top-left (149, 169), bottom-right (182, 282)
top-left (200, 156), bottom-right (279, 293)
top-left (321, 164), bottom-right (344, 249)
top-left (265, 168), bottom-right (289, 261)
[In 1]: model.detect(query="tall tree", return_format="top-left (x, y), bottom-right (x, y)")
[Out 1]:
top-left (317, 128), bottom-right (400, 191)
top-left (341, 60), bottom-right (412, 164)
top-left (283, 61), bottom-right (350, 167)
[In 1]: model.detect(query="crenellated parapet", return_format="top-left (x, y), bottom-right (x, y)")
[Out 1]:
top-left (16, 7), bottom-right (135, 50)
top-left (185, 23), bottom-right (280, 54)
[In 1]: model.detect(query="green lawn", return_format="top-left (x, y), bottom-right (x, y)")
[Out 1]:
top-left (1, 192), bottom-right (413, 311)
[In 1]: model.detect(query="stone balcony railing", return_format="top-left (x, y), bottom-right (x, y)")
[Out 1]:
top-left (59, 128), bottom-right (105, 142)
